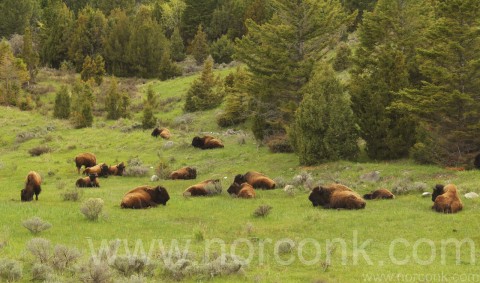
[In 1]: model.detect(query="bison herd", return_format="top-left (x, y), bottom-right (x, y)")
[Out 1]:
top-left (20, 130), bottom-right (467, 214)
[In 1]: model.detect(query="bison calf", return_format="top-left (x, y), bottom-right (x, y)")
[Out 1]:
top-left (21, 171), bottom-right (42, 202)
top-left (363, 188), bottom-right (395, 200)
top-left (76, 174), bottom-right (100, 188)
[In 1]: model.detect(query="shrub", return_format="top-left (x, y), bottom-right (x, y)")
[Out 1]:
top-left (78, 261), bottom-right (112, 283)
top-left (111, 256), bottom-right (156, 277)
top-left (392, 179), bottom-right (428, 195)
top-left (277, 241), bottom-right (295, 255)
top-left (61, 189), bottom-right (83, 202)
top-left (27, 238), bottom-right (51, 263)
top-left (53, 85), bottom-right (71, 119)
top-left (332, 42), bottom-right (352, 71)
top-left (119, 274), bottom-right (148, 283)
top-left (22, 217), bottom-right (52, 234)
top-left (18, 95), bottom-right (35, 111)
top-left (265, 135), bottom-right (293, 153)
top-left (80, 198), bottom-right (104, 221)
top-left (155, 161), bottom-right (171, 180)
top-left (28, 145), bottom-right (52, 156)
top-left (210, 35), bottom-right (234, 64)
top-left (31, 263), bottom-right (52, 281)
top-left (51, 244), bottom-right (81, 271)
top-left (253, 205), bottom-right (272, 218)
top-left (0, 259), bottom-right (22, 282)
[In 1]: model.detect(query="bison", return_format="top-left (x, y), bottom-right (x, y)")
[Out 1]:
top-left (75, 153), bottom-right (97, 174)
top-left (191, 135), bottom-right (224, 149)
top-left (83, 163), bottom-right (109, 177)
top-left (233, 171), bottom-right (275, 190)
top-left (76, 174), bottom-right (100, 188)
top-left (474, 153), bottom-right (480, 169)
top-left (21, 171), bottom-right (42, 201)
top-left (227, 182), bottom-right (256, 198)
top-left (169, 166), bottom-right (197, 180)
top-left (183, 179), bottom-right (222, 196)
top-left (121, 185), bottom-right (170, 209)
top-left (108, 162), bottom-right (126, 176)
top-left (363, 188), bottom-right (395, 200)
top-left (432, 184), bottom-right (463, 213)
top-left (151, 127), bottom-right (171, 139)
top-left (309, 183), bottom-right (366, 209)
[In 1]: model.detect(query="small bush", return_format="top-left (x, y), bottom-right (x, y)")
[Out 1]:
top-left (32, 263), bottom-right (52, 281)
top-left (22, 217), bottom-right (52, 235)
top-left (80, 198), bottom-right (104, 221)
top-left (0, 259), bottom-right (22, 282)
top-left (124, 166), bottom-right (150, 177)
top-left (155, 161), bottom-right (171, 180)
top-left (273, 177), bottom-right (286, 189)
top-left (27, 238), bottom-right (51, 263)
top-left (51, 244), bottom-right (81, 271)
top-left (277, 241), bottom-right (295, 255)
top-left (78, 261), bottom-right (112, 283)
top-left (118, 274), bottom-right (147, 283)
top-left (111, 256), bottom-right (156, 277)
top-left (61, 189), bottom-right (83, 202)
top-left (253, 205), bottom-right (272, 218)
top-left (28, 145), bottom-right (52, 156)
top-left (392, 179), bottom-right (427, 195)
top-left (16, 131), bottom-right (36, 143)
top-left (265, 135), bottom-right (293, 153)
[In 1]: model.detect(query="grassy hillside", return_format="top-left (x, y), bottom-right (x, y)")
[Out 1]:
top-left (0, 69), bottom-right (479, 282)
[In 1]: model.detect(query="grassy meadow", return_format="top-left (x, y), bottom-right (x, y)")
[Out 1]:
top-left (0, 69), bottom-right (479, 282)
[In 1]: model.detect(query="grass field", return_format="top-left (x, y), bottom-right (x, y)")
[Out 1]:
top-left (0, 69), bottom-right (479, 282)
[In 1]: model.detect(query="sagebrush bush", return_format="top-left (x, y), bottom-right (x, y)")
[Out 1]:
top-left (78, 261), bottom-right (112, 283)
top-left (80, 198), bottom-right (104, 221)
top-left (61, 189), bottom-right (83, 202)
top-left (51, 244), bottom-right (81, 271)
top-left (0, 259), bottom-right (22, 282)
top-left (111, 256), bottom-right (156, 277)
top-left (32, 263), bottom-right (52, 281)
top-left (277, 241), bottom-right (295, 255)
top-left (22, 217), bottom-right (52, 234)
top-left (253, 205), bottom-right (272, 217)
top-left (27, 238), bottom-right (51, 263)
top-left (155, 161), bottom-right (171, 180)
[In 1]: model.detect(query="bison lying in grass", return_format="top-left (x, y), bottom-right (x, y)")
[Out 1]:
top-left (76, 174), bottom-right (100, 188)
top-left (83, 163), bottom-right (109, 177)
top-left (363, 188), bottom-right (395, 200)
top-left (169, 166), bottom-right (197, 180)
top-left (227, 182), bottom-right (256, 199)
top-left (432, 184), bottom-right (463, 213)
top-left (121, 185), bottom-right (170, 209)
top-left (183, 179), bottom-right (222, 196)
top-left (151, 127), bottom-right (171, 139)
top-left (21, 171), bottom-right (42, 201)
top-left (191, 135), bottom-right (224, 149)
top-left (232, 171), bottom-right (275, 190)
top-left (108, 162), bottom-right (126, 176)
top-left (309, 183), bottom-right (366, 210)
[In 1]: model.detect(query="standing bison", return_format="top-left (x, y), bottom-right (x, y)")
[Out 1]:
top-left (151, 127), bottom-right (171, 139)
top-left (431, 184), bottom-right (463, 213)
top-left (21, 171), bottom-right (42, 201)
top-left (191, 135), bottom-right (224, 149)
top-left (75, 153), bottom-right (97, 174)
top-left (121, 185), bottom-right (170, 209)
top-left (309, 183), bottom-right (366, 209)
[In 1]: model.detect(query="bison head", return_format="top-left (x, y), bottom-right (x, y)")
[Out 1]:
top-left (191, 136), bottom-right (204, 148)
top-left (187, 167), bottom-right (197, 179)
top-left (233, 174), bottom-right (246, 184)
top-left (151, 186), bottom-right (170, 205)
top-left (151, 127), bottom-right (161, 137)
top-left (100, 164), bottom-right (109, 177)
top-left (21, 189), bottom-right (33, 202)
top-left (308, 186), bottom-right (331, 207)
top-left (227, 182), bottom-right (242, 196)
top-left (117, 162), bottom-right (126, 175)
top-left (432, 184), bottom-right (445, 202)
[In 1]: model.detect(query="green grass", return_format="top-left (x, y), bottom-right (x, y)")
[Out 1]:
top-left (0, 70), bottom-right (479, 282)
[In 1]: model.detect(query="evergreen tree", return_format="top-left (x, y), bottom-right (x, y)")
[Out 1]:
top-left (350, 0), bottom-right (432, 160)
top-left (236, 0), bottom-right (354, 140)
top-left (103, 8), bottom-right (131, 76)
top-left (0, 40), bottom-right (29, 106)
top-left (39, 0), bottom-right (74, 68)
top-left (0, 0), bottom-right (39, 38)
top-left (70, 80), bottom-right (94, 128)
top-left (184, 56), bottom-right (222, 112)
top-left (190, 25), bottom-right (209, 65)
top-left (53, 85), bottom-right (71, 119)
top-left (216, 67), bottom-right (251, 127)
top-left (170, 27), bottom-right (186, 62)
top-left (142, 85), bottom-right (158, 129)
top-left (81, 54), bottom-right (105, 85)
top-left (21, 26), bottom-right (39, 84)
top-left (105, 77), bottom-right (121, 119)
top-left (182, 0), bottom-right (217, 43)
top-left (210, 0), bottom-right (248, 40)
top-left (397, 0), bottom-right (480, 166)
top-left (158, 51), bottom-right (181, 81)
top-left (160, 0), bottom-right (186, 35)
top-left (290, 64), bottom-right (359, 165)
top-left (210, 35), bottom-right (234, 64)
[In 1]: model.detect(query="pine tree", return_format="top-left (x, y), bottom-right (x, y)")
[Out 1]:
top-left (235, 0), bottom-right (354, 140)
top-left (105, 77), bottom-right (121, 120)
top-left (190, 25), bottom-right (209, 65)
top-left (210, 35), bottom-right (234, 64)
top-left (142, 85), bottom-right (157, 129)
top-left (182, 0), bottom-right (217, 43)
top-left (81, 54), bottom-right (105, 85)
top-left (70, 80), bottom-right (94, 128)
top-left (216, 67), bottom-right (251, 127)
top-left (350, 0), bottom-right (432, 160)
top-left (170, 27), bottom-right (186, 62)
top-left (397, 0), bottom-right (480, 166)
top-left (290, 64), bottom-right (359, 165)
top-left (103, 8), bottom-right (131, 76)
top-left (22, 26), bottom-right (39, 84)
top-left (53, 85), bottom-right (71, 119)
top-left (184, 56), bottom-right (222, 112)
top-left (0, 39), bottom-right (29, 106)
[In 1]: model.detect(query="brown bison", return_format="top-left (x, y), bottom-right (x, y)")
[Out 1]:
top-left (309, 183), bottom-right (366, 209)
top-left (191, 135), bottom-right (224, 149)
top-left (183, 179), bottom-right (222, 196)
top-left (169, 166), bottom-right (197, 180)
top-left (76, 174), bottom-right (100, 188)
top-left (83, 163), bottom-right (109, 177)
top-left (121, 185), bottom-right (170, 209)
top-left (21, 171), bottom-right (42, 201)
top-left (151, 127), bottom-right (171, 139)
top-left (108, 162), bottom-right (126, 176)
top-left (227, 182), bottom-right (256, 198)
top-left (432, 184), bottom-right (463, 213)
top-left (75, 153), bottom-right (97, 174)
top-left (363, 188), bottom-right (395, 200)
top-left (233, 171), bottom-right (275, 190)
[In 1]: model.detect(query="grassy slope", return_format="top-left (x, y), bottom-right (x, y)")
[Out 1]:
top-left (0, 70), bottom-right (479, 282)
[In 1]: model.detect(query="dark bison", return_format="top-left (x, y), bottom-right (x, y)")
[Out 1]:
top-left (83, 163), bottom-right (109, 177)
top-left (108, 162), bottom-right (126, 176)
top-left (191, 135), bottom-right (224, 149)
top-left (76, 174), bottom-right (100, 188)
top-left (183, 179), bottom-right (222, 196)
top-left (169, 166), bottom-right (197, 180)
top-left (75, 153), bottom-right (97, 174)
top-left (227, 182), bottom-right (256, 198)
top-left (121, 185), bottom-right (170, 209)
top-left (233, 171), bottom-right (275, 190)
top-left (151, 127), bottom-right (171, 139)
top-left (309, 183), bottom-right (366, 209)
top-left (21, 171), bottom-right (42, 201)
top-left (432, 184), bottom-right (463, 213)
top-left (363, 188), bottom-right (395, 200)
top-left (474, 153), bottom-right (480, 169)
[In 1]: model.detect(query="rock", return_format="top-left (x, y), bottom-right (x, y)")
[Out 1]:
top-left (422, 192), bottom-right (432, 197)
top-left (464, 192), bottom-right (479, 199)
top-left (150, 175), bottom-right (159, 182)
top-left (360, 171), bottom-right (381, 182)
